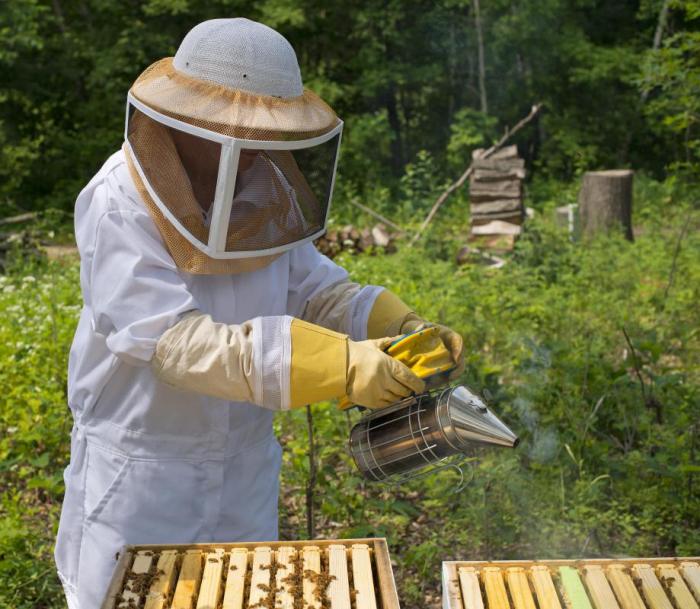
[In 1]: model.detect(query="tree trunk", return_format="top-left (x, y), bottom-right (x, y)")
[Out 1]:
top-left (385, 83), bottom-right (404, 176)
top-left (473, 0), bottom-right (488, 114)
top-left (578, 170), bottom-right (634, 241)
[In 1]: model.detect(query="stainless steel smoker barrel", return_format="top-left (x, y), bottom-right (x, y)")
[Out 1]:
top-left (349, 385), bottom-right (518, 483)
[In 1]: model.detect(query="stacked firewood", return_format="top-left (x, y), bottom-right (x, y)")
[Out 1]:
top-left (0, 230), bottom-right (45, 272)
top-left (469, 145), bottom-right (526, 250)
top-left (314, 223), bottom-right (396, 259)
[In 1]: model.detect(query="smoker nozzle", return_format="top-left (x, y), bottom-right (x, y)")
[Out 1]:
top-left (442, 385), bottom-right (519, 449)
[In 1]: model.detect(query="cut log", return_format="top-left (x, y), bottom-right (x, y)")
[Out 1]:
top-left (578, 170), bottom-right (634, 241)
top-left (371, 224), bottom-right (391, 247)
top-left (470, 180), bottom-right (522, 200)
top-left (471, 213), bottom-right (524, 226)
top-left (0, 211), bottom-right (39, 225)
top-left (472, 158), bottom-right (526, 171)
top-left (473, 167), bottom-right (526, 181)
top-left (473, 145), bottom-right (518, 160)
top-left (471, 221), bottom-right (522, 236)
top-left (471, 199), bottom-right (523, 214)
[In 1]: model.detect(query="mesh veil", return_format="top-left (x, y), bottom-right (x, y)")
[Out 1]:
top-left (124, 58), bottom-right (341, 274)
top-left (124, 143), bottom-right (282, 275)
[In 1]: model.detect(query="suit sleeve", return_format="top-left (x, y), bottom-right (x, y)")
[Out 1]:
top-left (86, 208), bottom-right (200, 366)
top-left (286, 243), bottom-right (385, 340)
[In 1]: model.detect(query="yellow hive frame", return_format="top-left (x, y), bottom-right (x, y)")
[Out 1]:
top-left (101, 538), bottom-right (400, 609)
top-left (442, 557), bottom-right (700, 609)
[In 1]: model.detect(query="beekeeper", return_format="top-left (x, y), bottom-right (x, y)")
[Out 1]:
top-left (55, 17), bottom-right (464, 609)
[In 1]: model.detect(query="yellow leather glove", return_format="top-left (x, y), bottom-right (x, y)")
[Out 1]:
top-left (366, 290), bottom-right (465, 382)
top-left (289, 320), bottom-right (424, 409)
top-left (347, 336), bottom-right (426, 408)
top-left (400, 315), bottom-right (465, 381)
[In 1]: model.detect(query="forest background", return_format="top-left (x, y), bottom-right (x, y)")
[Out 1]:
top-left (1, 1), bottom-right (699, 608)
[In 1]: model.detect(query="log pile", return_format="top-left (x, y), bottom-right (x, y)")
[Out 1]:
top-left (314, 223), bottom-right (397, 259)
top-left (0, 230), bottom-right (44, 272)
top-left (468, 145), bottom-right (525, 250)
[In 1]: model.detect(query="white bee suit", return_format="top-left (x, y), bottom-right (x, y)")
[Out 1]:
top-left (54, 149), bottom-right (384, 609)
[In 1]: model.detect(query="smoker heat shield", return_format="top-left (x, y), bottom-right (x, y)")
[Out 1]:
top-left (348, 385), bottom-right (518, 483)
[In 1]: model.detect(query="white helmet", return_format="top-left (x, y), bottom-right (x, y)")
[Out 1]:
top-left (173, 18), bottom-right (303, 98)
top-left (123, 18), bottom-right (343, 274)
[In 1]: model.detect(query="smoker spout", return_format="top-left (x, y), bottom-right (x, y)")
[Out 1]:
top-left (439, 385), bottom-right (519, 449)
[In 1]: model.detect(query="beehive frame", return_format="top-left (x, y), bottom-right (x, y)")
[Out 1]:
top-left (101, 538), bottom-right (400, 609)
top-left (442, 557), bottom-right (700, 609)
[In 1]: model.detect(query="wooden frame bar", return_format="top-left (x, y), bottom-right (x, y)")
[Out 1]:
top-left (222, 548), bottom-right (248, 609)
top-left (506, 567), bottom-right (536, 609)
top-left (144, 549), bottom-right (179, 609)
top-left (582, 565), bottom-right (621, 609)
top-left (530, 566), bottom-right (563, 609)
top-left (656, 563), bottom-right (699, 609)
top-left (457, 567), bottom-right (484, 609)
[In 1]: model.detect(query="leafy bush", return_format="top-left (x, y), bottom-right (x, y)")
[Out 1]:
top-left (0, 258), bottom-right (79, 609)
top-left (0, 178), bottom-right (698, 608)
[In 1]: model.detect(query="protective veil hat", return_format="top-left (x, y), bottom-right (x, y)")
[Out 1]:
top-left (123, 18), bottom-right (343, 274)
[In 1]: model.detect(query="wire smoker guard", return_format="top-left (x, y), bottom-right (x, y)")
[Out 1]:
top-left (348, 385), bottom-right (519, 485)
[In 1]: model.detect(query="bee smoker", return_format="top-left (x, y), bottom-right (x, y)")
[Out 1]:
top-left (348, 385), bottom-right (518, 484)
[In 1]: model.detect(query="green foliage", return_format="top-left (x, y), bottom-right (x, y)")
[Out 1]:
top-left (446, 108), bottom-right (498, 172)
top-left (3, 179), bottom-right (698, 608)
top-left (2, 0), bottom-right (700, 217)
top-left (2, 1), bottom-right (700, 606)
top-left (397, 150), bottom-right (445, 222)
top-left (0, 257), bottom-right (80, 609)
top-left (640, 2), bottom-right (700, 178)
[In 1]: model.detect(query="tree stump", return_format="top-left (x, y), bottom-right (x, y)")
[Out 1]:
top-left (578, 170), bottom-right (634, 241)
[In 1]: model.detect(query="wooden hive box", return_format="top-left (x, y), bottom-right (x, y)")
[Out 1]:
top-left (101, 538), bottom-right (400, 609)
top-left (442, 557), bottom-right (700, 609)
